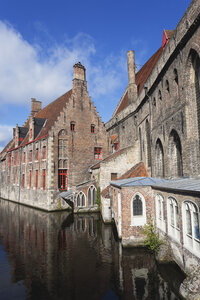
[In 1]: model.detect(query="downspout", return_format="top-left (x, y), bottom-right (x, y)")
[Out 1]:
top-left (18, 147), bottom-right (22, 203)
top-left (118, 191), bottom-right (122, 238)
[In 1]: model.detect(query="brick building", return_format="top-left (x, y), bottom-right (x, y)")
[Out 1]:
top-left (0, 62), bottom-right (108, 211)
top-left (106, 0), bottom-right (200, 178)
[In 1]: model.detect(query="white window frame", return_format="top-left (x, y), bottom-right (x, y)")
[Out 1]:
top-left (131, 193), bottom-right (146, 226)
top-left (167, 197), bottom-right (180, 242)
top-left (88, 185), bottom-right (96, 206)
top-left (76, 191), bottom-right (86, 207)
top-left (155, 194), bottom-right (166, 232)
top-left (182, 200), bottom-right (200, 256)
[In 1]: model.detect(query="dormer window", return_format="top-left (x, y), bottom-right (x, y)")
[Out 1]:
top-left (71, 122), bottom-right (75, 132)
top-left (91, 124), bottom-right (95, 133)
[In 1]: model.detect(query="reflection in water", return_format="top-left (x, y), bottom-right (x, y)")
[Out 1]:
top-left (0, 199), bottom-right (185, 300)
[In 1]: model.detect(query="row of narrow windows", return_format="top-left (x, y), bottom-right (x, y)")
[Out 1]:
top-left (7, 146), bottom-right (46, 167)
top-left (152, 68), bottom-right (180, 109)
top-left (21, 169), bottom-right (46, 190)
top-left (156, 194), bottom-right (200, 253)
top-left (76, 186), bottom-right (96, 207)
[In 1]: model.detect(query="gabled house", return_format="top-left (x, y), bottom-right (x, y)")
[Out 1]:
top-left (0, 62), bottom-right (109, 211)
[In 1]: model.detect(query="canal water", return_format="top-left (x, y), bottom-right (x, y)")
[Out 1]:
top-left (0, 199), bottom-right (185, 300)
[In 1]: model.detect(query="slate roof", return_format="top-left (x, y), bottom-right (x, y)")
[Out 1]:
top-left (110, 177), bottom-right (200, 194)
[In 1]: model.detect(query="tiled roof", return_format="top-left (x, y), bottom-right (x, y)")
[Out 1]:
top-left (2, 89), bottom-right (73, 152)
top-left (114, 47), bottom-right (163, 116)
top-left (111, 134), bottom-right (118, 143)
top-left (101, 162), bottom-right (148, 198)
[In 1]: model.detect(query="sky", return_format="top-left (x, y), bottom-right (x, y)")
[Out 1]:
top-left (0, 0), bottom-right (191, 151)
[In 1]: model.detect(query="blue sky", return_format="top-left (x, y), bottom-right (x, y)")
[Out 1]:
top-left (0, 0), bottom-right (191, 151)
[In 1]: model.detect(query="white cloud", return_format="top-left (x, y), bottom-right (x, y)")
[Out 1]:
top-left (0, 124), bottom-right (13, 151)
top-left (0, 21), bottom-right (127, 107)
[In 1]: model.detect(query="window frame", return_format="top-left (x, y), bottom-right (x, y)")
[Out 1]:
top-left (131, 193), bottom-right (146, 226)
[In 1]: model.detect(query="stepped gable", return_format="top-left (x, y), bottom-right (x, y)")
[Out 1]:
top-left (101, 162), bottom-right (148, 198)
top-left (115, 47), bottom-right (163, 116)
top-left (20, 89), bottom-right (72, 146)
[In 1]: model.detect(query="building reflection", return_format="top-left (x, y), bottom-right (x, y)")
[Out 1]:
top-left (0, 199), bottom-right (184, 300)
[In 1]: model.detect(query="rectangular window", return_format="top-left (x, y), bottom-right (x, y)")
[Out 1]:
top-left (42, 146), bottom-right (46, 160)
top-left (35, 170), bottom-right (38, 190)
top-left (114, 142), bottom-right (119, 151)
top-left (111, 173), bottom-right (118, 180)
top-left (35, 148), bottom-right (39, 161)
top-left (23, 152), bottom-right (26, 163)
top-left (8, 153), bottom-right (11, 167)
top-left (14, 152), bottom-right (18, 165)
top-left (94, 147), bottom-right (102, 160)
top-left (71, 123), bottom-right (75, 132)
top-left (91, 125), bottom-right (95, 133)
top-left (43, 169), bottom-right (46, 190)
top-left (58, 169), bottom-right (68, 190)
top-left (29, 150), bottom-right (32, 162)
top-left (29, 170), bottom-right (32, 189)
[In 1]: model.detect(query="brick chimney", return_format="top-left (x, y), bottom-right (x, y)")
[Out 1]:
top-left (14, 124), bottom-right (19, 147)
top-left (73, 62), bottom-right (87, 92)
top-left (31, 98), bottom-right (42, 116)
top-left (29, 117), bottom-right (34, 142)
top-left (73, 62), bottom-right (86, 81)
top-left (127, 50), bottom-right (137, 104)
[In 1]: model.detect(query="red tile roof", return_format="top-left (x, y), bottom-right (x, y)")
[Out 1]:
top-left (111, 134), bottom-right (118, 143)
top-left (1, 90), bottom-right (73, 154)
top-left (101, 162), bottom-right (148, 198)
top-left (114, 47), bottom-right (163, 116)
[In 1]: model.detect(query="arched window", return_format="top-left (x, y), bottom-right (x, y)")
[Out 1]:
top-left (155, 139), bottom-right (164, 177)
top-left (168, 130), bottom-right (183, 177)
top-left (88, 185), bottom-right (96, 206)
top-left (182, 201), bottom-right (200, 254)
top-left (131, 193), bottom-right (146, 226)
top-left (76, 191), bottom-right (86, 207)
top-left (155, 194), bottom-right (166, 232)
top-left (146, 120), bottom-right (151, 167)
top-left (174, 69), bottom-right (179, 99)
top-left (167, 197), bottom-right (180, 241)
top-left (58, 130), bottom-right (67, 159)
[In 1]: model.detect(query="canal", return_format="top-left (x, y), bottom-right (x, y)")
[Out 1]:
top-left (0, 199), bottom-right (185, 299)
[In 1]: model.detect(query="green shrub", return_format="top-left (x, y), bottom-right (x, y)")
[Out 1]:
top-left (142, 222), bottom-right (162, 253)
top-left (96, 186), bottom-right (101, 210)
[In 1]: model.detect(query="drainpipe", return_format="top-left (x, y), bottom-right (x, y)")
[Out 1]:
top-left (118, 191), bottom-right (122, 238)
top-left (18, 147), bottom-right (22, 203)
